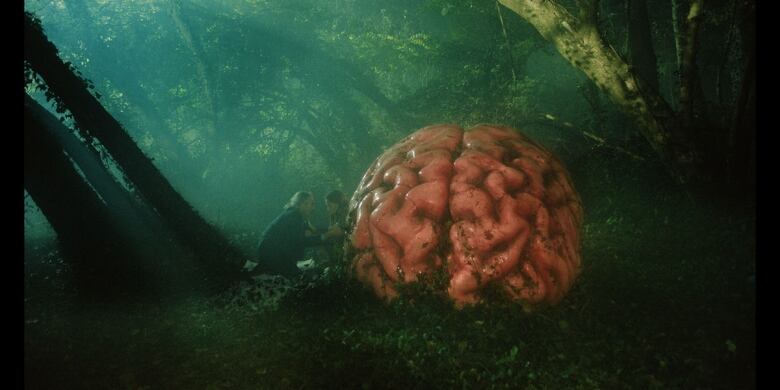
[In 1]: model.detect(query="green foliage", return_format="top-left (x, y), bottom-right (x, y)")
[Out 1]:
top-left (24, 11), bottom-right (106, 144)
top-left (25, 148), bottom-right (755, 388)
top-left (26, 0), bottom-right (751, 238)
top-left (24, 0), bottom-right (754, 387)
top-left (24, 0), bottom-right (575, 238)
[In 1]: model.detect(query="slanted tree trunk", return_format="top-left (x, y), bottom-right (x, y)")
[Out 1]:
top-left (25, 95), bottom-right (138, 219)
top-left (498, 0), bottom-right (696, 186)
top-left (64, 0), bottom-right (218, 218)
top-left (25, 95), bottom-right (184, 265)
top-left (24, 97), bottom-right (150, 298)
top-left (25, 13), bottom-right (244, 287)
top-left (64, 0), bottom-right (192, 177)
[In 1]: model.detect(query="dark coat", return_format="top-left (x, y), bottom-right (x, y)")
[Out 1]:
top-left (256, 208), bottom-right (324, 277)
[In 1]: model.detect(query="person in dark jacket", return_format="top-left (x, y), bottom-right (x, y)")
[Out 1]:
top-left (254, 191), bottom-right (327, 278)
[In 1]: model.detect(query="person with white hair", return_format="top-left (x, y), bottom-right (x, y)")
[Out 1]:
top-left (253, 191), bottom-right (329, 278)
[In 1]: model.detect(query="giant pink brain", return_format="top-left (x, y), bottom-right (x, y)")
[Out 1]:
top-left (345, 124), bottom-right (583, 308)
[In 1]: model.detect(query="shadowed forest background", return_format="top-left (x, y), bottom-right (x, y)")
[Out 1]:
top-left (25, 0), bottom-right (754, 388)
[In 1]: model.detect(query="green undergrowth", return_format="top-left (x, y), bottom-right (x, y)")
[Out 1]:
top-left (25, 169), bottom-right (755, 389)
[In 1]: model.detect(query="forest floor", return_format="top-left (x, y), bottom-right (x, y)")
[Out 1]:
top-left (24, 169), bottom-right (755, 389)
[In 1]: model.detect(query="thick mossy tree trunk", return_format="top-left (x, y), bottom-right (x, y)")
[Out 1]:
top-left (497, 0), bottom-right (753, 199)
top-left (25, 96), bottom-right (143, 233)
top-left (497, 0), bottom-right (696, 185)
top-left (24, 12), bottom-right (245, 287)
top-left (24, 97), bottom-right (151, 298)
top-left (25, 95), bottom-right (182, 266)
top-left (64, 0), bottom-right (192, 177)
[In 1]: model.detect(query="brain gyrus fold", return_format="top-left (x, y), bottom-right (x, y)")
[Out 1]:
top-left (346, 124), bottom-right (583, 308)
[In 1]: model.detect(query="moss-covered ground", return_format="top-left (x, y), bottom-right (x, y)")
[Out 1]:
top-left (24, 158), bottom-right (755, 389)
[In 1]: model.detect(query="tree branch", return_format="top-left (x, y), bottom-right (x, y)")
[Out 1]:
top-left (520, 117), bottom-right (646, 161)
top-left (670, 0), bottom-right (687, 80)
top-left (678, 0), bottom-right (703, 127)
top-left (716, 0), bottom-right (739, 105)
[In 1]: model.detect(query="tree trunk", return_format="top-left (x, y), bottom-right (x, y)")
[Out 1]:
top-left (64, 0), bottom-right (190, 175)
top-left (25, 13), bottom-right (245, 287)
top-left (64, 0), bottom-right (218, 208)
top-left (671, 0), bottom-right (688, 82)
top-left (497, 0), bottom-right (698, 185)
top-left (25, 95), bottom-right (137, 219)
top-left (627, 0), bottom-right (660, 93)
top-left (24, 96), bottom-right (150, 298)
top-left (727, 1), bottom-right (755, 192)
top-left (678, 0), bottom-right (704, 127)
top-left (26, 94), bottom-right (183, 257)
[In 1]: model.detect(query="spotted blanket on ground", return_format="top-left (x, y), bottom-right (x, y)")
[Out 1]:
top-left (221, 274), bottom-right (297, 312)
